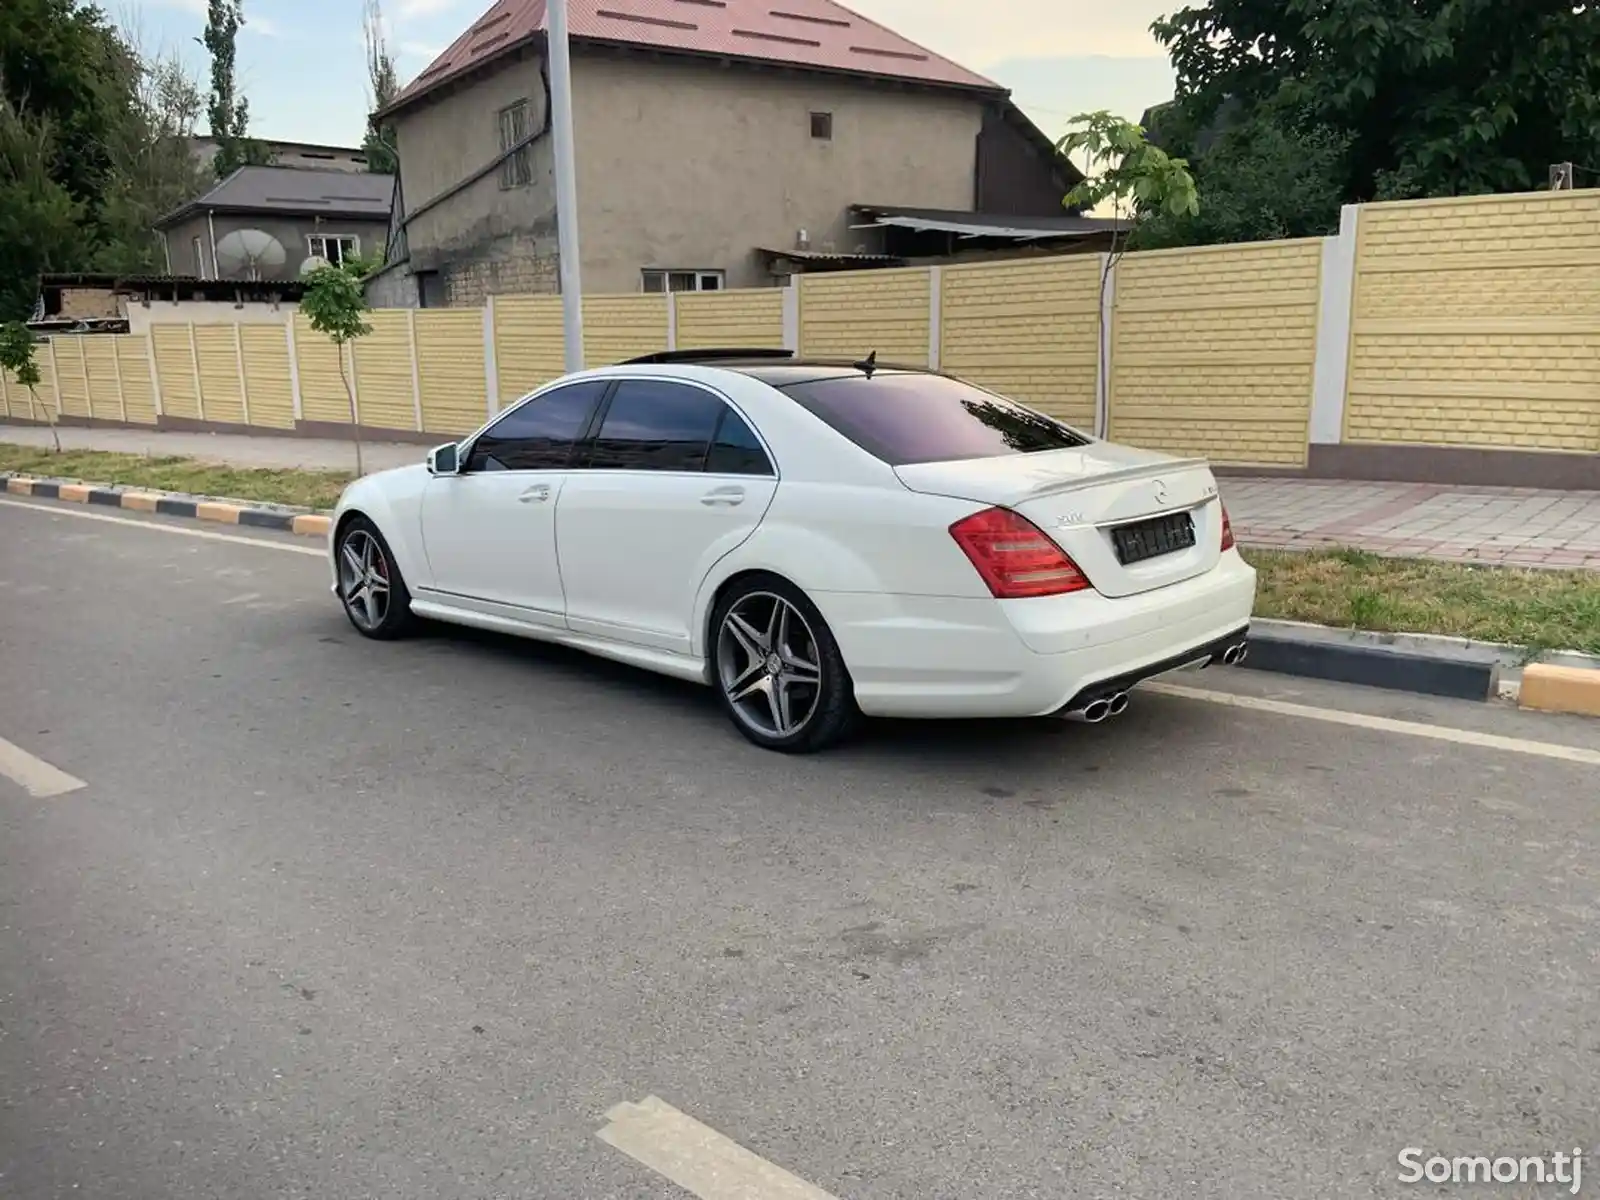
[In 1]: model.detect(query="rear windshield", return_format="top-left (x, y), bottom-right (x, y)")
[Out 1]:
top-left (779, 372), bottom-right (1092, 466)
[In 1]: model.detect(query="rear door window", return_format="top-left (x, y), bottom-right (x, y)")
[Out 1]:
top-left (581, 380), bottom-right (727, 472)
top-left (779, 372), bottom-right (1090, 466)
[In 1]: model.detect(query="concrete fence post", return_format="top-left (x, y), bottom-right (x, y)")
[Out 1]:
top-left (187, 323), bottom-right (205, 422)
top-left (1095, 255), bottom-right (1118, 440)
top-left (1309, 204), bottom-right (1361, 447)
top-left (285, 318), bottom-right (304, 422)
top-left (146, 333), bottom-right (165, 418)
top-left (927, 266), bottom-right (943, 370)
top-left (234, 324), bottom-right (251, 427)
top-left (666, 292), bottom-right (679, 353)
top-left (46, 337), bottom-right (63, 415)
top-left (781, 277), bottom-right (800, 352)
top-left (77, 337), bottom-right (91, 421)
top-left (112, 335), bottom-right (127, 423)
top-left (408, 310), bottom-right (424, 432)
top-left (483, 297), bottom-right (501, 417)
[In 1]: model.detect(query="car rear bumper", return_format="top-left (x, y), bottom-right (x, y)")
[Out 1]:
top-left (814, 550), bottom-right (1257, 720)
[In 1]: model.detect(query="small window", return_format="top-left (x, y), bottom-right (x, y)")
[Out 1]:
top-left (191, 236), bottom-right (206, 278)
top-left (779, 372), bottom-right (1092, 467)
top-left (706, 408), bottom-right (773, 476)
top-left (308, 234), bottom-right (359, 266)
top-left (466, 380), bottom-right (609, 472)
top-left (641, 269), bottom-right (725, 294)
top-left (498, 100), bottom-right (533, 189)
top-left (810, 111), bottom-right (833, 140)
top-left (582, 380), bottom-right (726, 472)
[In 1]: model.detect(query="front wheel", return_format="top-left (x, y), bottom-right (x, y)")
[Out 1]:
top-left (336, 516), bottom-right (417, 640)
top-left (710, 574), bottom-right (859, 754)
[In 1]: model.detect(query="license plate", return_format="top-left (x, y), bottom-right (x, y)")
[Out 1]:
top-left (1111, 511), bottom-right (1196, 565)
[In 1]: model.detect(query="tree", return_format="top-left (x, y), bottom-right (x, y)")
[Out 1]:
top-left (1056, 111), bottom-right (1198, 428)
top-left (200, 0), bottom-right (271, 179)
top-left (0, 104), bottom-right (84, 321)
top-left (0, 322), bottom-right (60, 452)
top-left (362, 0), bottom-right (400, 176)
top-left (300, 259), bottom-right (377, 476)
top-left (1152, 0), bottom-right (1600, 203)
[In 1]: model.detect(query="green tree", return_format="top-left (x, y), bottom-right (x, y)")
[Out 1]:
top-left (0, 104), bottom-right (84, 320)
top-left (300, 259), bottom-right (375, 475)
top-left (1056, 111), bottom-right (1198, 427)
top-left (1152, 0), bottom-right (1600, 203)
top-left (0, 322), bottom-right (60, 451)
top-left (362, 0), bottom-right (400, 176)
top-left (201, 0), bottom-right (271, 179)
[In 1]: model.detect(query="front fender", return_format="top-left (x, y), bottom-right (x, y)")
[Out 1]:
top-left (330, 465), bottom-right (433, 592)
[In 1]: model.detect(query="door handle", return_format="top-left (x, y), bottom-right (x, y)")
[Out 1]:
top-left (518, 484), bottom-right (551, 503)
top-left (701, 486), bottom-right (745, 507)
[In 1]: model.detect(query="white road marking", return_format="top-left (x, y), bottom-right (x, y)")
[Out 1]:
top-left (1144, 681), bottom-right (1600, 767)
top-left (0, 497), bottom-right (324, 557)
top-left (0, 735), bottom-right (86, 798)
top-left (597, 1096), bottom-right (840, 1200)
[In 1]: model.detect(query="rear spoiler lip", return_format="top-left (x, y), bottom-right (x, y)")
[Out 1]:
top-left (895, 454), bottom-right (1215, 506)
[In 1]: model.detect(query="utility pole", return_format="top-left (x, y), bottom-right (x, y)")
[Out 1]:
top-left (547, 0), bottom-right (585, 372)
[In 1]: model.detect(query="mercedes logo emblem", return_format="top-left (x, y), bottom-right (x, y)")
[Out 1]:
top-left (1152, 478), bottom-right (1168, 504)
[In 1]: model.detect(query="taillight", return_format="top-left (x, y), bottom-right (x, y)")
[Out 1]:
top-left (949, 507), bottom-right (1091, 599)
top-left (1220, 503), bottom-right (1236, 552)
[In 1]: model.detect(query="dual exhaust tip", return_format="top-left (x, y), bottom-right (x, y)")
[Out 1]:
top-left (1063, 639), bottom-right (1250, 725)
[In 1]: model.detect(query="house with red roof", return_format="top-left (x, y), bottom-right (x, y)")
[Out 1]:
top-left (367, 0), bottom-right (1102, 308)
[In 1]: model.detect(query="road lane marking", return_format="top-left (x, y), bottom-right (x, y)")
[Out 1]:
top-left (0, 497), bottom-right (325, 557)
top-left (0, 735), bottom-right (86, 798)
top-left (1144, 681), bottom-right (1600, 767)
top-left (597, 1096), bottom-right (840, 1200)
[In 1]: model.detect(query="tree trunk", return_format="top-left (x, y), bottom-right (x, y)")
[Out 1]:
top-left (28, 385), bottom-right (61, 454)
top-left (338, 350), bottom-right (365, 477)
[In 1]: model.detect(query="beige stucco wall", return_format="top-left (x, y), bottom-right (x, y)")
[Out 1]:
top-left (162, 213), bottom-right (390, 282)
top-left (392, 53), bottom-right (560, 305)
top-left (570, 54), bottom-right (985, 293)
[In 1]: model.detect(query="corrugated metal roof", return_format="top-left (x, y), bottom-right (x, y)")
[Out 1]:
top-left (387, 0), bottom-right (998, 115)
top-left (156, 167), bottom-right (396, 227)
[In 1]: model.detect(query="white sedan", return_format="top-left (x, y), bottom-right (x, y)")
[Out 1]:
top-left (328, 350), bottom-right (1256, 753)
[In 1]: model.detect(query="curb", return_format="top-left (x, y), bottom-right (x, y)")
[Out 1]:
top-left (1519, 665), bottom-right (1600, 718)
top-left (2, 472), bottom-right (332, 538)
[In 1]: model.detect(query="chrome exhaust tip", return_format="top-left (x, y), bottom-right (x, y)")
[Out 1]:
top-left (1220, 642), bottom-right (1248, 666)
top-left (1065, 698), bottom-right (1112, 724)
top-left (1106, 691), bottom-right (1130, 717)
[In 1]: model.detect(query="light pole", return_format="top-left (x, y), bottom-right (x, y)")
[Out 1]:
top-left (546, 0), bottom-right (584, 372)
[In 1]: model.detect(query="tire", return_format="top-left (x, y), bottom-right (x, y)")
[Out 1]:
top-left (709, 573), bottom-right (859, 754)
top-left (335, 515), bottom-right (418, 641)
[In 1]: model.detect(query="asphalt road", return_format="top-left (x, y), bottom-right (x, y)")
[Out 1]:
top-left (2, 494), bottom-right (1598, 1200)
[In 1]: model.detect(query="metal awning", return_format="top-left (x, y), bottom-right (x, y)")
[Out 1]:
top-left (850, 205), bottom-right (1124, 243)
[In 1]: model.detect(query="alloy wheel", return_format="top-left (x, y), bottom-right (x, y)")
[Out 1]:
top-left (338, 528), bottom-right (391, 632)
top-left (716, 591), bottom-right (824, 739)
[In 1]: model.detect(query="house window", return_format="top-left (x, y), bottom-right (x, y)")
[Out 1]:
top-left (191, 236), bottom-right (207, 279)
top-left (498, 100), bottom-right (533, 189)
top-left (810, 111), bottom-right (833, 140)
top-left (308, 234), bottom-right (360, 266)
top-left (641, 270), bottom-right (724, 294)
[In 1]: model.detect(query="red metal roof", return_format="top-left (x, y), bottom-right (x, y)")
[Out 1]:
top-left (388, 0), bottom-right (1000, 114)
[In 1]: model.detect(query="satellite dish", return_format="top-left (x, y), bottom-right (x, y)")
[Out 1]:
top-left (299, 254), bottom-right (331, 277)
top-left (214, 228), bottom-right (287, 280)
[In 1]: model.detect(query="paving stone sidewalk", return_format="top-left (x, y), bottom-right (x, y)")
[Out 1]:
top-left (4, 425), bottom-right (1598, 571)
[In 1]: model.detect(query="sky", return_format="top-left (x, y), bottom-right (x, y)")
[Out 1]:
top-left (108, 0), bottom-right (1180, 149)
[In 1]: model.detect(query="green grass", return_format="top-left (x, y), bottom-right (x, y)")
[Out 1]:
top-left (1246, 547), bottom-right (1600, 656)
top-left (0, 445), bottom-right (353, 511)
top-left (4, 446), bottom-right (1597, 654)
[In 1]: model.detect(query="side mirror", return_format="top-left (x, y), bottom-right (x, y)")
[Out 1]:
top-left (427, 442), bottom-right (461, 476)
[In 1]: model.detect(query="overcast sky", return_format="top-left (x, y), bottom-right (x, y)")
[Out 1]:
top-left (112, 0), bottom-right (1179, 149)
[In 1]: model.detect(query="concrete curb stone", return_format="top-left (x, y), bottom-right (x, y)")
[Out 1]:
top-left (1, 471), bottom-right (333, 538)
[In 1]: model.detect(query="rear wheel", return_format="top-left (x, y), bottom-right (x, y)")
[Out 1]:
top-left (710, 574), bottom-right (858, 754)
top-left (336, 516), bottom-right (417, 640)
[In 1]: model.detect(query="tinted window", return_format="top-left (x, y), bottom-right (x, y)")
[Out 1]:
top-left (780, 372), bottom-right (1092, 466)
top-left (705, 408), bottom-right (774, 476)
top-left (466, 381), bottom-right (608, 472)
top-left (582, 380), bottom-right (725, 472)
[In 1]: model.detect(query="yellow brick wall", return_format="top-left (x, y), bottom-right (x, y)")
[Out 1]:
top-left (677, 289), bottom-right (785, 350)
top-left (193, 326), bottom-right (246, 425)
top-left (799, 268), bottom-right (930, 364)
top-left (81, 337), bottom-right (123, 422)
top-left (238, 327), bottom-right (294, 429)
top-left (940, 257), bottom-right (1100, 429)
top-left (415, 310), bottom-right (489, 435)
top-left (352, 311), bottom-right (419, 432)
top-left (52, 337), bottom-right (91, 419)
top-left (1109, 239), bottom-right (1322, 466)
top-left (293, 314), bottom-right (354, 425)
top-left (151, 325), bottom-right (199, 420)
top-left (582, 295), bottom-right (670, 369)
top-left (493, 296), bottom-right (563, 408)
top-left (115, 336), bottom-right (158, 425)
top-left (1347, 190), bottom-right (1600, 451)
